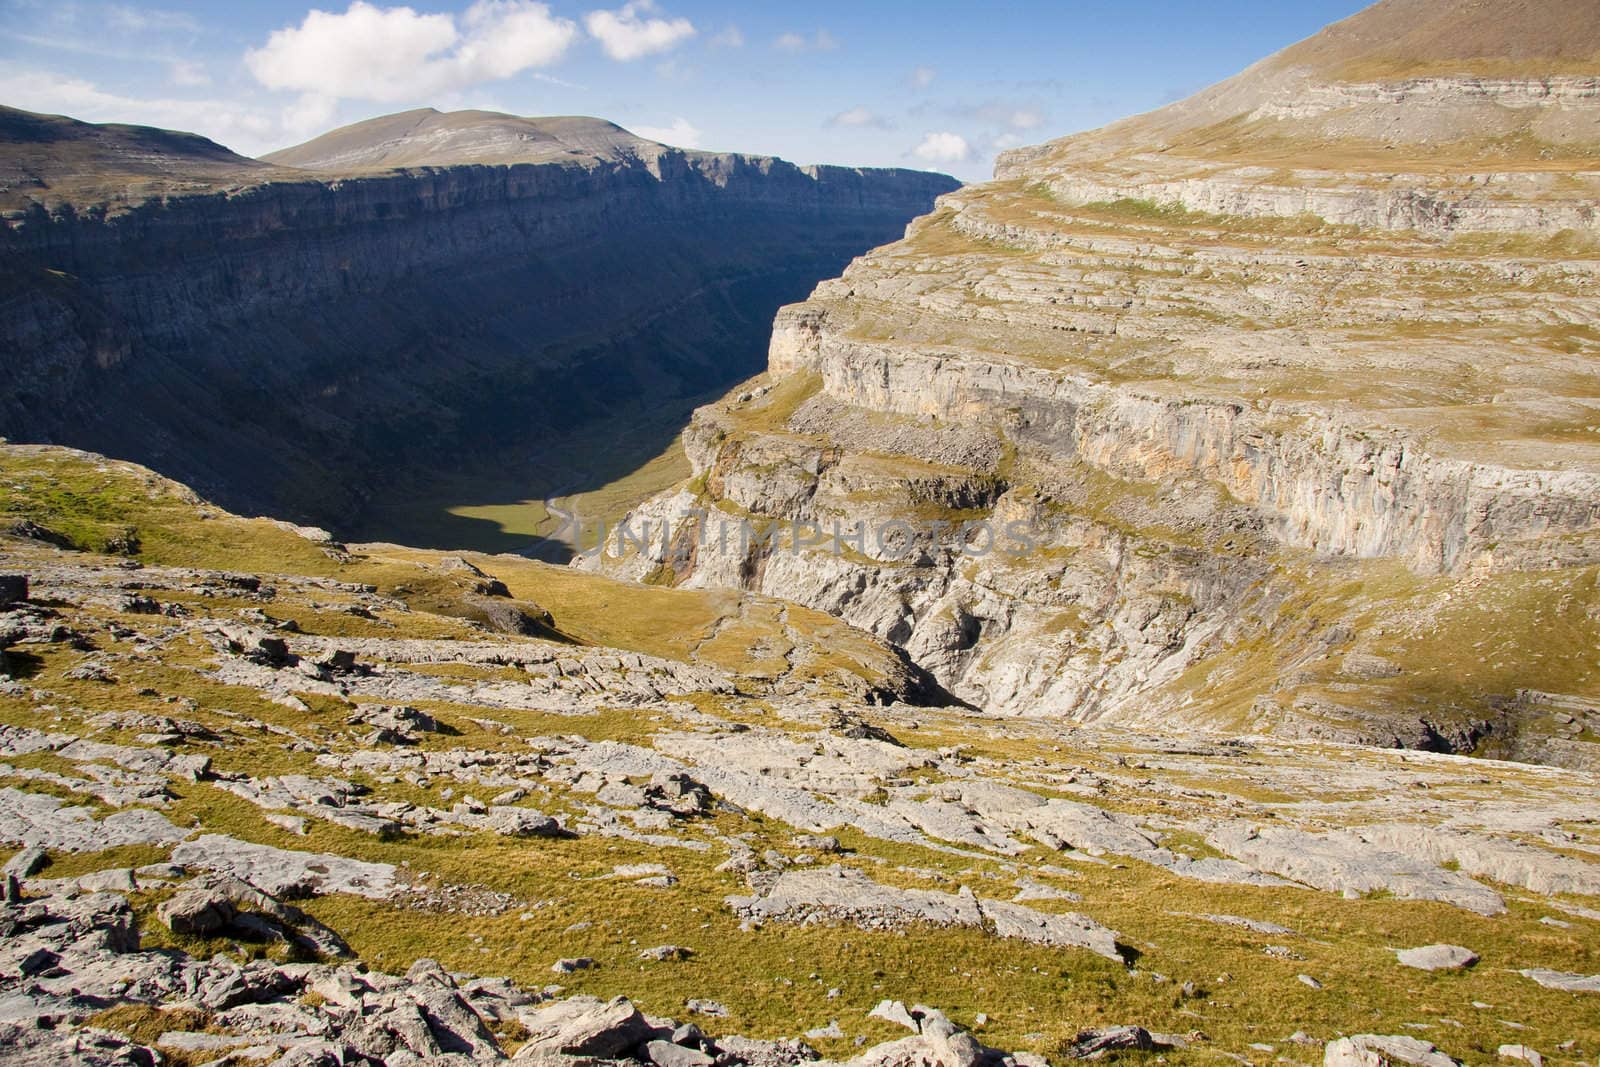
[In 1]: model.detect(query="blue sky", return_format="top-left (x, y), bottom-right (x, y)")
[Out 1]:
top-left (0, 0), bottom-right (1368, 180)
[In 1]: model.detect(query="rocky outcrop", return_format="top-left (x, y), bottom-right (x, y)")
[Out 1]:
top-left (767, 322), bottom-right (1600, 574)
top-left (0, 880), bottom-right (1040, 1067)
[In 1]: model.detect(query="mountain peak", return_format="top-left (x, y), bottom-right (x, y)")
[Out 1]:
top-left (1271, 0), bottom-right (1600, 81)
top-left (262, 108), bottom-right (670, 173)
top-left (0, 105), bottom-right (270, 208)
top-left (999, 0), bottom-right (1600, 180)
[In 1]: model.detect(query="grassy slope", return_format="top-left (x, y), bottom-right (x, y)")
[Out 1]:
top-left (0, 444), bottom-right (903, 696)
top-left (0, 442), bottom-right (1597, 1061)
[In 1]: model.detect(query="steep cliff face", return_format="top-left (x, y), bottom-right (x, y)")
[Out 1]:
top-left (0, 107), bottom-right (958, 527)
top-left (582, 0), bottom-right (1600, 765)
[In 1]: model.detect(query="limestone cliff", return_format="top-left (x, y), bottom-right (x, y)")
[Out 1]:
top-left (581, 0), bottom-right (1600, 765)
top-left (0, 106), bottom-right (958, 527)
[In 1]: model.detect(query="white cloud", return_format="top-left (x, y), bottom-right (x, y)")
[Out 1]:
top-left (912, 131), bottom-right (970, 164)
top-left (937, 100), bottom-right (1050, 132)
top-left (775, 29), bottom-right (837, 53)
top-left (0, 65), bottom-right (336, 156)
top-left (168, 59), bottom-right (210, 87)
top-left (708, 25), bottom-right (743, 48)
top-left (909, 65), bottom-right (935, 90)
top-left (460, 1), bottom-right (580, 77)
top-left (828, 106), bottom-right (891, 130)
top-left (585, 1), bottom-right (695, 62)
top-left (107, 6), bottom-right (201, 33)
top-left (631, 116), bottom-right (701, 147)
top-left (245, 1), bottom-right (577, 102)
top-left (992, 132), bottom-right (1024, 150)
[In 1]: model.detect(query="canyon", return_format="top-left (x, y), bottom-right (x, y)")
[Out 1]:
top-left (0, 106), bottom-right (956, 534)
top-left (0, 1), bottom-right (1598, 1062)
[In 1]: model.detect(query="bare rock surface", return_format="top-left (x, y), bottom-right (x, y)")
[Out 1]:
top-left (0, 786), bottom-right (184, 852)
top-left (1206, 824), bottom-right (1507, 915)
top-left (170, 834), bottom-right (398, 900)
top-left (1324, 1035), bottom-right (1461, 1067)
top-left (726, 865), bottom-right (1122, 960)
top-left (1518, 968), bottom-right (1600, 993)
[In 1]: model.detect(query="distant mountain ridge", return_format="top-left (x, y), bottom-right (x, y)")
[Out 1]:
top-left (999, 0), bottom-right (1600, 181)
top-left (0, 105), bottom-right (958, 533)
top-left (262, 109), bottom-right (672, 171)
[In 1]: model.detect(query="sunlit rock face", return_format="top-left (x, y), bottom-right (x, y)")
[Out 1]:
top-left (582, 0), bottom-right (1600, 760)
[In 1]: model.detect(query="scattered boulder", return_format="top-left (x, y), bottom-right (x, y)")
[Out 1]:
top-left (485, 806), bottom-right (565, 838)
top-left (5, 521), bottom-right (74, 549)
top-left (157, 886), bottom-right (238, 936)
top-left (639, 945), bottom-right (694, 962)
top-left (3, 846), bottom-right (48, 879)
top-left (349, 704), bottom-right (437, 737)
top-left (476, 599), bottom-right (555, 636)
top-left (1064, 1026), bottom-right (1154, 1060)
top-left (514, 995), bottom-right (652, 1058)
top-left (1395, 945), bottom-right (1478, 972)
top-left (645, 771), bottom-right (714, 816)
top-left (1518, 968), bottom-right (1600, 992)
top-left (216, 624), bottom-right (293, 666)
top-left (1324, 1035), bottom-right (1461, 1067)
top-left (868, 999), bottom-right (918, 1032)
top-left (552, 957), bottom-right (596, 974)
top-left (1499, 1046), bottom-right (1543, 1067)
top-left (647, 1038), bottom-right (716, 1067)
top-left (0, 575), bottom-right (28, 607)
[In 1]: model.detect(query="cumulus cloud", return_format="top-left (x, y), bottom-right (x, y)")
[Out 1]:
top-left (631, 116), bottom-right (701, 147)
top-left (775, 29), bottom-right (838, 53)
top-left (827, 106), bottom-right (891, 130)
top-left (245, 1), bottom-right (577, 102)
top-left (909, 65), bottom-right (936, 90)
top-left (0, 64), bottom-right (335, 156)
top-left (912, 131), bottom-right (970, 164)
top-left (585, 1), bottom-right (695, 62)
top-left (708, 25), bottom-right (743, 48)
top-left (934, 99), bottom-right (1049, 132)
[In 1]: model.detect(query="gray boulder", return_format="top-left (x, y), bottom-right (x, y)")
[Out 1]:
top-left (1519, 968), bottom-right (1600, 992)
top-left (1324, 1035), bottom-right (1460, 1067)
top-left (647, 1038), bottom-right (717, 1067)
top-left (157, 887), bottom-right (237, 936)
top-left (1395, 945), bottom-right (1478, 972)
top-left (514, 994), bottom-right (652, 1059)
top-left (1065, 1026), bottom-right (1154, 1060)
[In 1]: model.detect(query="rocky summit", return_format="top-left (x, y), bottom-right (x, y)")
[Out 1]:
top-left (1, 0), bottom-right (1598, 1065)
